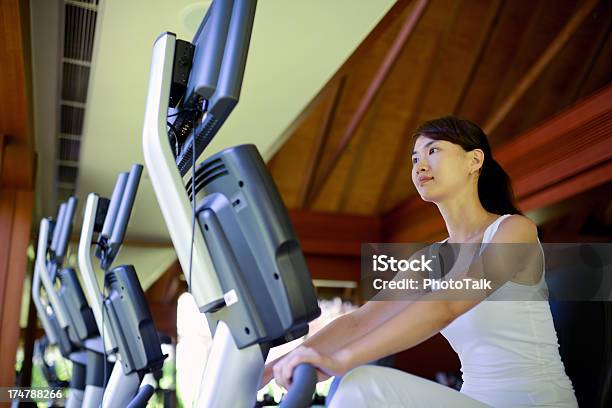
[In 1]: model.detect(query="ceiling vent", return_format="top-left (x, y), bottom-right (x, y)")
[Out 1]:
top-left (56, 0), bottom-right (100, 203)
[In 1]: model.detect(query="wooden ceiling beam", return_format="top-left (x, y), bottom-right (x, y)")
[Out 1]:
top-left (573, 24), bottom-right (612, 101)
top-left (145, 259), bottom-right (183, 304)
top-left (494, 0), bottom-right (612, 150)
top-left (337, 85), bottom-right (386, 212)
top-left (298, 77), bottom-right (346, 208)
top-left (373, 0), bottom-right (502, 213)
top-left (306, 255), bottom-right (362, 282)
top-left (290, 209), bottom-right (381, 256)
top-left (273, 0), bottom-right (416, 153)
top-left (452, 1), bottom-right (505, 116)
top-left (372, 36), bottom-right (445, 214)
top-left (483, 0), bottom-right (599, 135)
top-left (384, 84), bottom-right (612, 241)
top-left (566, 3), bottom-right (612, 113)
top-left (519, 160), bottom-right (612, 213)
top-left (455, 0), bottom-right (545, 130)
top-left (306, 0), bottom-right (430, 206)
top-left (494, 84), bottom-right (612, 165)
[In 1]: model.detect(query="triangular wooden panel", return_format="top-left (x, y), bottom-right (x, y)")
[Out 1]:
top-left (269, 0), bottom-right (611, 218)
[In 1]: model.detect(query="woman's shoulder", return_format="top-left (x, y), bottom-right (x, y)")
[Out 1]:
top-left (493, 214), bottom-right (538, 243)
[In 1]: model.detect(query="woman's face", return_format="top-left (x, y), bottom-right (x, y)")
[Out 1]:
top-left (411, 135), bottom-right (474, 202)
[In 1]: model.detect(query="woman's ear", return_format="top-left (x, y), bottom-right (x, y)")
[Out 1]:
top-left (470, 149), bottom-right (485, 175)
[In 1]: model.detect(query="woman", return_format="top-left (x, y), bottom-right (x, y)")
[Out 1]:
top-left (263, 116), bottom-right (577, 407)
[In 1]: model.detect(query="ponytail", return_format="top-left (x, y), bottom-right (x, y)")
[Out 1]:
top-left (478, 158), bottom-right (522, 215)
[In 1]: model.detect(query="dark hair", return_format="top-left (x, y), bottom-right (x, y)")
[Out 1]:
top-left (412, 116), bottom-right (521, 215)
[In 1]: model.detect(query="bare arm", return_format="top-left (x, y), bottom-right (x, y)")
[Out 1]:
top-left (335, 215), bottom-right (540, 372)
top-left (260, 247), bottom-right (430, 386)
top-left (302, 245), bottom-right (434, 354)
top-left (302, 300), bottom-right (409, 353)
top-left (277, 245), bottom-right (433, 356)
top-left (273, 215), bottom-right (540, 388)
top-left (261, 298), bottom-right (415, 386)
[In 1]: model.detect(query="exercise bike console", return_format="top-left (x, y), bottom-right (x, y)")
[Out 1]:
top-left (143, 1), bottom-right (323, 406)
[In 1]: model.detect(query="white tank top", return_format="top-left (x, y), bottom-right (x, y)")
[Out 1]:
top-left (439, 215), bottom-right (578, 407)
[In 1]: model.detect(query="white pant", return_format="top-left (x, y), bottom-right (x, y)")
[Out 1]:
top-left (327, 366), bottom-right (489, 408)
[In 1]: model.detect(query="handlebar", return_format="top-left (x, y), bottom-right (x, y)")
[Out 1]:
top-left (100, 164), bottom-right (143, 270)
top-left (278, 364), bottom-right (317, 408)
top-left (50, 204), bottom-right (66, 254)
top-left (100, 171), bottom-right (128, 241)
top-left (125, 384), bottom-right (155, 408)
top-left (55, 196), bottom-right (77, 260)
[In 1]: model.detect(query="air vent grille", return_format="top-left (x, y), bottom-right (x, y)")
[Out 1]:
top-left (58, 166), bottom-right (78, 184)
top-left (54, 0), bottom-right (99, 199)
top-left (186, 158), bottom-right (230, 201)
top-left (61, 63), bottom-right (91, 102)
top-left (60, 105), bottom-right (85, 135)
top-left (105, 272), bottom-right (117, 286)
top-left (59, 138), bottom-right (81, 161)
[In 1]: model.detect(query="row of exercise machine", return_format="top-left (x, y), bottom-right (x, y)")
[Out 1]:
top-left (31, 0), bottom-right (323, 406)
top-left (34, 165), bottom-right (167, 407)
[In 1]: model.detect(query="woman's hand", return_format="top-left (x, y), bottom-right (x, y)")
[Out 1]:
top-left (272, 346), bottom-right (349, 390)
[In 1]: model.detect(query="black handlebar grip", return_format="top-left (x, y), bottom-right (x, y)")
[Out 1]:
top-left (50, 204), bottom-right (66, 254)
top-left (279, 364), bottom-right (317, 408)
top-left (101, 164), bottom-right (143, 270)
top-left (55, 196), bottom-right (78, 260)
top-left (100, 172), bottom-right (128, 241)
top-left (110, 164), bottom-right (142, 249)
top-left (126, 384), bottom-right (155, 408)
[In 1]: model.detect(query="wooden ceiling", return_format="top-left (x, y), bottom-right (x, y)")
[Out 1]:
top-left (268, 0), bottom-right (612, 216)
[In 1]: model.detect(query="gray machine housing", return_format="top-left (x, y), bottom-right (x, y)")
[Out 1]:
top-left (189, 144), bottom-right (321, 349)
top-left (95, 164), bottom-right (167, 376)
top-left (171, 0), bottom-right (257, 175)
top-left (103, 264), bottom-right (166, 374)
top-left (57, 267), bottom-right (98, 341)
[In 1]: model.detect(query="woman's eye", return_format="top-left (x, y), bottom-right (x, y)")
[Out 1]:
top-left (429, 147), bottom-right (438, 154)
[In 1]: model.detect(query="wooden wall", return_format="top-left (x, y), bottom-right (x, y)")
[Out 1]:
top-left (0, 0), bottom-right (35, 388)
